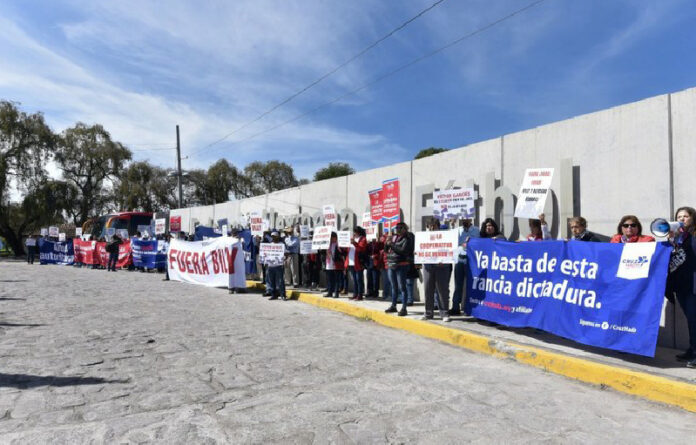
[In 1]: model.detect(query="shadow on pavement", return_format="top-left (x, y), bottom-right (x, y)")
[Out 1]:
top-left (0, 322), bottom-right (44, 327)
top-left (0, 280), bottom-right (29, 283)
top-left (0, 297), bottom-right (27, 301)
top-left (0, 373), bottom-right (129, 388)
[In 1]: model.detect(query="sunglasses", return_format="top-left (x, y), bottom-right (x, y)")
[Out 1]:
top-left (622, 223), bottom-right (638, 228)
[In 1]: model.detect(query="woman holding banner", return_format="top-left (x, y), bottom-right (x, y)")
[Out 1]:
top-left (665, 207), bottom-right (696, 368)
top-left (609, 216), bottom-right (655, 243)
top-left (480, 218), bottom-right (505, 240)
top-left (525, 214), bottom-right (552, 241)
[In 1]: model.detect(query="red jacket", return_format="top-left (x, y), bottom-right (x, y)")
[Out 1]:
top-left (344, 235), bottom-right (368, 271)
top-left (609, 234), bottom-right (655, 243)
top-left (368, 240), bottom-right (384, 269)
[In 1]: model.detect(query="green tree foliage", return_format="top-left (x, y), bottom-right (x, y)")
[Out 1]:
top-left (55, 123), bottom-right (132, 225)
top-left (115, 161), bottom-right (178, 212)
top-left (414, 147), bottom-right (448, 159)
top-left (313, 162), bottom-right (355, 181)
top-left (0, 101), bottom-right (56, 255)
top-left (244, 160), bottom-right (298, 194)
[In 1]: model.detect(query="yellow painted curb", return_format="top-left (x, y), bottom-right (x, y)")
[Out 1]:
top-left (245, 281), bottom-right (696, 413)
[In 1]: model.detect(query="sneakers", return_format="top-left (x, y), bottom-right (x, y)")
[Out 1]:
top-left (398, 308), bottom-right (408, 317)
top-left (687, 359), bottom-right (696, 369)
top-left (385, 306), bottom-right (398, 313)
top-left (676, 350), bottom-right (695, 362)
top-left (447, 308), bottom-right (462, 316)
top-left (323, 293), bottom-right (332, 298)
top-left (420, 315), bottom-right (433, 320)
top-left (443, 317), bottom-right (452, 323)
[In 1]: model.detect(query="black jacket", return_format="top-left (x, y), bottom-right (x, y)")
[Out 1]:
top-left (385, 232), bottom-right (414, 268)
top-left (574, 231), bottom-right (601, 242)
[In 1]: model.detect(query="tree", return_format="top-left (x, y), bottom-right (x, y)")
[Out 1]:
top-left (313, 162), bottom-right (355, 181)
top-left (244, 160), bottom-right (298, 195)
top-left (0, 101), bottom-right (55, 255)
top-left (414, 147), bottom-right (448, 159)
top-left (1, 180), bottom-right (78, 256)
top-left (55, 123), bottom-right (132, 225)
top-left (115, 161), bottom-right (177, 212)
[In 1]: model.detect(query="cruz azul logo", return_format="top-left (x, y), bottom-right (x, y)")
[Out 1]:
top-left (621, 255), bottom-right (649, 269)
top-left (616, 243), bottom-right (655, 280)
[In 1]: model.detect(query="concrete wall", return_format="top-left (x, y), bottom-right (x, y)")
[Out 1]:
top-left (170, 86), bottom-right (696, 350)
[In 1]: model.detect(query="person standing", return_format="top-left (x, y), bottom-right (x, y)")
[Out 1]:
top-left (665, 207), bottom-right (696, 368)
top-left (283, 227), bottom-right (300, 287)
top-left (450, 216), bottom-right (480, 316)
top-left (266, 231), bottom-right (287, 300)
top-left (568, 216), bottom-right (601, 242)
top-left (107, 234), bottom-right (122, 272)
top-left (347, 226), bottom-right (368, 300)
top-left (365, 235), bottom-right (383, 297)
top-left (25, 235), bottom-right (37, 264)
top-left (384, 223), bottom-right (414, 316)
top-left (421, 219), bottom-right (453, 322)
top-left (322, 232), bottom-right (345, 298)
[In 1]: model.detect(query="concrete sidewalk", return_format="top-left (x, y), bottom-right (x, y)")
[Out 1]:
top-left (249, 281), bottom-right (696, 413)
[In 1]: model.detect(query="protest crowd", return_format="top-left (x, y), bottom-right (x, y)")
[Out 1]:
top-left (26, 202), bottom-right (696, 368)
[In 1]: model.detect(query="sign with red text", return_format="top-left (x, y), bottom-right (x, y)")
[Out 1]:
top-left (414, 230), bottom-right (458, 264)
top-left (323, 205), bottom-right (337, 230)
top-left (514, 168), bottom-right (554, 219)
top-left (259, 242), bottom-right (285, 265)
top-left (167, 237), bottom-right (245, 288)
top-left (250, 211), bottom-right (264, 236)
top-left (369, 188), bottom-right (383, 223)
top-left (381, 178), bottom-right (400, 230)
top-left (169, 215), bottom-right (182, 232)
top-left (433, 188), bottom-right (476, 219)
top-left (312, 225), bottom-right (332, 250)
top-left (155, 218), bottom-right (166, 235)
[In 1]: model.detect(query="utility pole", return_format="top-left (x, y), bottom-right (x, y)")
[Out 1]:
top-left (176, 125), bottom-right (183, 208)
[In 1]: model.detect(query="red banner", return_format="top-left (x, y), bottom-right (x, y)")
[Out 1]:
top-left (381, 178), bottom-right (400, 229)
top-left (73, 239), bottom-right (97, 265)
top-left (170, 215), bottom-right (182, 232)
top-left (95, 241), bottom-right (132, 268)
top-left (369, 188), bottom-right (383, 223)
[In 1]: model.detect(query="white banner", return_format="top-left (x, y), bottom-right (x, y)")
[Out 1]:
top-left (155, 218), bottom-right (166, 235)
top-left (300, 240), bottom-right (316, 254)
top-left (167, 237), bottom-right (246, 288)
top-left (250, 211), bottom-right (264, 236)
top-left (433, 188), bottom-right (476, 219)
top-left (312, 225), bottom-right (332, 250)
top-left (259, 242), bottom-right (285, 265)
top-left (337, 230), bottom-right (351, 248)
top-left (514, 168), bottom-right (554, 219)
top-left (323, 205), bottom-right (337, 230)
top-left (414, 230), bottom-right (459, 264)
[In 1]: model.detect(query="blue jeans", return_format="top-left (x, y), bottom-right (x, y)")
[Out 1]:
top-left (267, 266), bottom-right (285, 297)
top-left (351, 268), bottom-right (365, 296)
top-left (381, 269), bottom-right (391, 300)
top-left (388, 265), bottom-right (409, 310)
top-left (677, 291), bottom-right (696, 352)
top-left (337, 270), bottom-right (346, 292)
top-left (452, 261), bottom-right (467, 311)
top-left (366, 267), bottom-right (380, 296)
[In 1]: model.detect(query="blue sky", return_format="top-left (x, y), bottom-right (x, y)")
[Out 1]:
top-left (1, 0), bottom-right (695, 181)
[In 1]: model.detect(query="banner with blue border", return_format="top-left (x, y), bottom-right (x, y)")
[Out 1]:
top-left (466, 238), bottom-right (671, 357)
top-left (38, 238), bottom-right (74, 265)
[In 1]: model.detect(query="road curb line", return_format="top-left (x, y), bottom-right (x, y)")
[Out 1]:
top-left (245, 281), bottom-right (696, 413)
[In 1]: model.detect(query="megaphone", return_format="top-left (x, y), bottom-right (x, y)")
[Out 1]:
top-left (650, 218), bottom-right (683, 237)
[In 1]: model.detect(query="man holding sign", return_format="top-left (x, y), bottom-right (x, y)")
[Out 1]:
top-left (260, 231), bottom-right (287, 300)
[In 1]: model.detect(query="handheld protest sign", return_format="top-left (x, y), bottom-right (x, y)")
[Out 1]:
top-left (337, 231), bottom-right (351, 248)
top-left (299, 225), bottom-right (309, 238)
top-left (300, 240), bottom-right (316, 254)
top-left (41, 228), bottom-right (48, 236)
top-left (169, 215), bottom-right (182, 232)
top-left (49, 226), bottom-right (59, 237)
top-left (250, 211), bottom-right (264, 235)
top-left (323, 205), bottom-right (337, 230)
top-left (58, 233), bottom-right (66, 242)
top-left (155, 218), bottom-right (166, 235)
top-left (75, 227), bottom-right (83, 237)
top-left (514, 168), bottom-right (554, 219)
top-left (414, 230), bottom-right (458, 264)
top-left (433, 188), bottom-right (476, 220)
top-left (312, 226), bottom-right (331, 250)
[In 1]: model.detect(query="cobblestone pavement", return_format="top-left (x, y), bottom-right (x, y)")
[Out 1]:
top-left (0, 261), bottom-right (694, 444)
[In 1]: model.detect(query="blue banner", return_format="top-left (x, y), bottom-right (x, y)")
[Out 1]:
top-left (466, 238), bottom-right (671, 357)
top-left (38, 238), bottom-right (74, 265)
top-left (194, 225), bottom-right (220, 241)
top-left (131, 238), bottom-right (167, 269)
